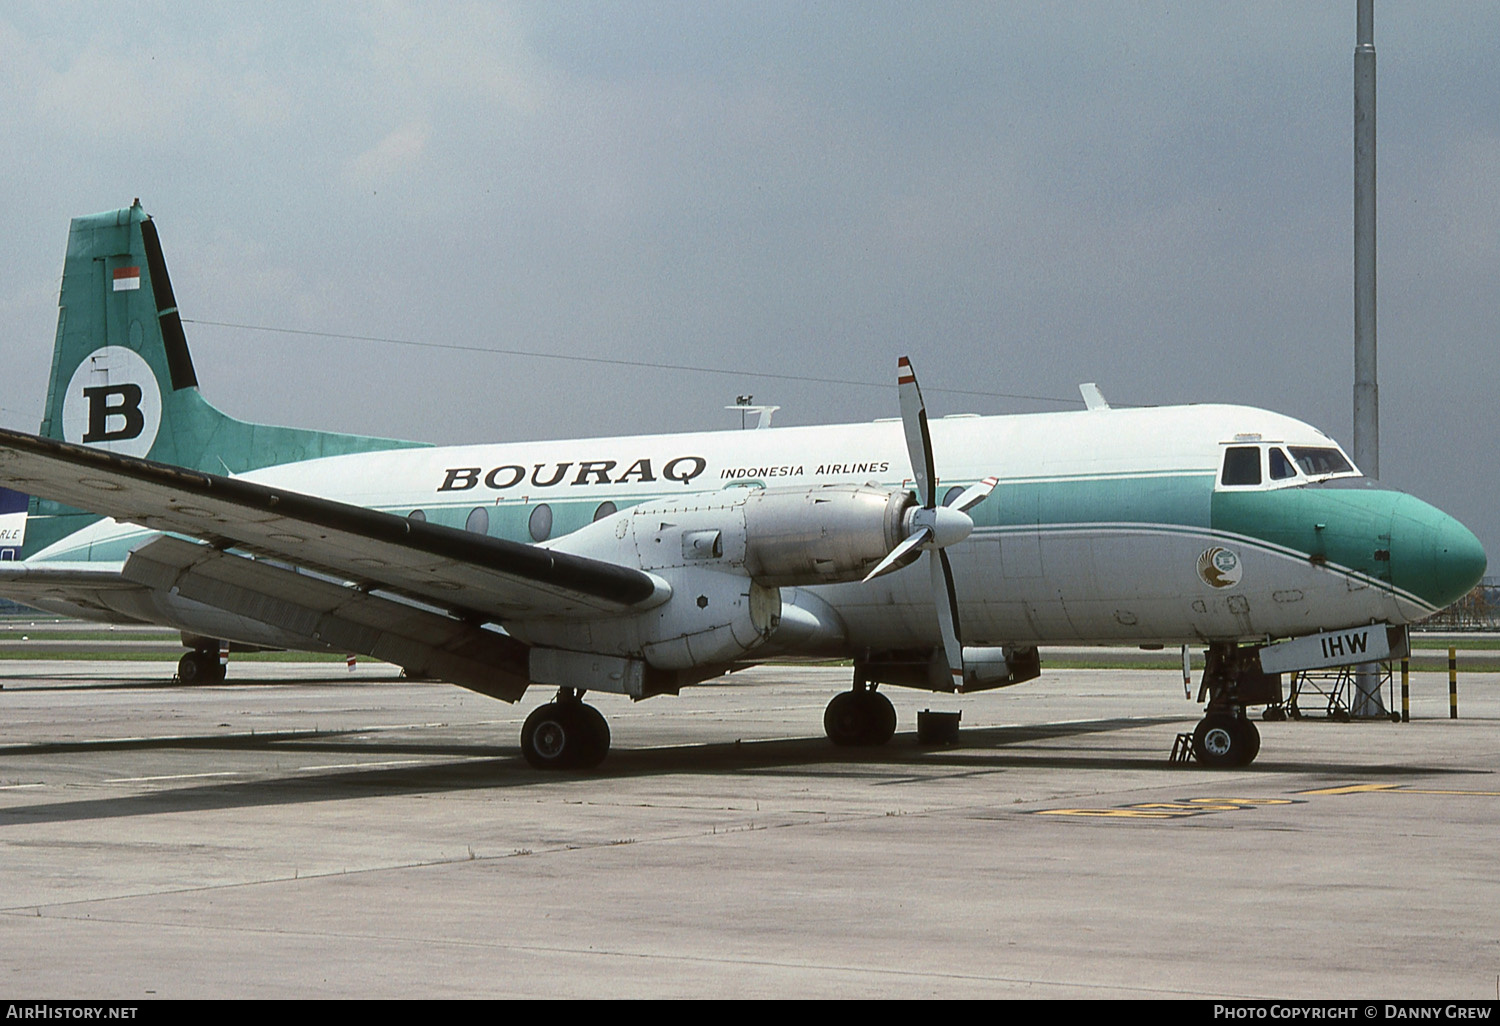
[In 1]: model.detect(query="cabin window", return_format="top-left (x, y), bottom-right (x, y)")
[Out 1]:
top-left (1221, 446), bottom-right (1262, 486)
top-left (465, 506), bottom-right (490, 535)
top-left (407, 509), bottom-right (427, 522)
top-left (528, 503), bottom-right (553, 542)
top-left (593, 501), bottom-right (618, 522)
top-left (941, 486), bottom-right (966, 507)
top-left (1289, 447), bottom-right (1354, 477)
top-left (1269, 447), bottom-right (1298, 481)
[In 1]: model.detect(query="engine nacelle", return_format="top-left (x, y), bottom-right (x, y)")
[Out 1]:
top-left (547, 483), bottom-right (916, 588)
top-left (514, 484), bottom-right (912, 682)
top-left (517, 567), bottom-right (781, 678)
top-left (740, 484), bottom-right (915, 586)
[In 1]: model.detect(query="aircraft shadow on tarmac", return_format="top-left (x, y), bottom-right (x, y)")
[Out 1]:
top-left (0, 717), bottom-right (1465, 826)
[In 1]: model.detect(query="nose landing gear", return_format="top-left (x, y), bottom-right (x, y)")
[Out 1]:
top-left (1188, 642), bottom-right (1277, 768)
top-left (1191, 709), bottom-right (1261, 768)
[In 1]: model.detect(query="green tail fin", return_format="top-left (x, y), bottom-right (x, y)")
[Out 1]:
top-left (26, 201), bottom-right (429, 556)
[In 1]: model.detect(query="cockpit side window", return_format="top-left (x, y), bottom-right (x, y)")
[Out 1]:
top-left (1221, 446), bottom-right (1262, 486)
top-left (1289, 446), bottom-right (1353, 477)
top-left (1269, 447), bottom-right (1298, 481)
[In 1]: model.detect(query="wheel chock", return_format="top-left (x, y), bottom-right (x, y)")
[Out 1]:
top-left (1170, 731), bottom-right (1197, 764)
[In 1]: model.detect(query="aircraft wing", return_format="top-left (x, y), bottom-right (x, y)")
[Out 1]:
top-left (0, 429), bottom-right (669, 624)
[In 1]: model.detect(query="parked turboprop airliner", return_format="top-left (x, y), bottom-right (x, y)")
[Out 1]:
top-left (0, 204), bottom-right (1485, 768)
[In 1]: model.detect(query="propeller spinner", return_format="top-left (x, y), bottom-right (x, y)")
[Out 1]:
top-left (862, 356), bottom-right (997, 692)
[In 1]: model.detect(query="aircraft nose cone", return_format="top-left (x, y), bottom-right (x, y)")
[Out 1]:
top-left (1391, 496), bottom-right (1487, 612)
top-left (1431, 517), bottom-right (1488, 607)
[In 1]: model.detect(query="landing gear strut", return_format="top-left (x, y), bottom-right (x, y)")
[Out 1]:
top-left (177, 647), bottom-right (226, 684)
top-left (1190, 642), bottom-right (1272, 768)
top-left (520, 689), bottom-right (610, 770)
top-left (824, 682), bottom-right (897, 747)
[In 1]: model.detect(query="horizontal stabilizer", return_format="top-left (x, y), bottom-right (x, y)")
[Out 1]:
top-left (0, 561), bottom-right (152, 622)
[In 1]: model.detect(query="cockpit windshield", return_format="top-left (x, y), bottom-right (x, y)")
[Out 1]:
top-left (1288, 446), bottom-right (1353, 477)
top-left (1221, 446), bottom-right (1261, 486)
top-left (1219, 442), bottom-right (1358, 490)
top-left (1269, 447), bottom-right (1298, 480)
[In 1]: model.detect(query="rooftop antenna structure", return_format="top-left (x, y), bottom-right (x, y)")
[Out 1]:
top-left (1352, 0), bottom-right (1385, 717)
top-left (726, 395), bottom-right (780, 430)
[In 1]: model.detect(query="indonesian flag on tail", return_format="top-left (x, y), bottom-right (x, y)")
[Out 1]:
top-left (112, 266), bottom-right (141, 291)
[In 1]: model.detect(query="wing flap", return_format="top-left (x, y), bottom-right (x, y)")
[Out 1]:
top-left (126, 536), bottom-right (530, 700)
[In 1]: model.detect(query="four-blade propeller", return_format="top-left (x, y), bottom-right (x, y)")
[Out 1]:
top-left (862, 356), bottom-right (997, 692)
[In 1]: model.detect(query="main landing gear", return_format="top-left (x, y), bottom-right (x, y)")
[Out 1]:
top-left (177, 647), bottom-right (226, 684)
top-left (520, 689), bottom-right (610, 770)
top-left (1189, 641), bottom-right (1274, 768)
top-left (519, 680), bottom-right (898, 769)
top-left (824, 683), bottom-right (897, 747)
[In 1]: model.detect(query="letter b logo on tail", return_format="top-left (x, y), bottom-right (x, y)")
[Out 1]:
top-left (61, 346), bottom-right (162, 457)
top-left (82, 384), bottom-right (146, 442)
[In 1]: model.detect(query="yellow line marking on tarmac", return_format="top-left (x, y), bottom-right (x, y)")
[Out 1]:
top-left (1034, 797), bottom-right (1299, 819)
top-left (1298, 784), bottom-right (1500, 797)
top-left (1030, 784), bottom-right (1500, 820)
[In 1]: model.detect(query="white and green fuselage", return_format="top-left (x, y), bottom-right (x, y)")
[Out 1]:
top-left (24, 401), bottom-right (1484, 652)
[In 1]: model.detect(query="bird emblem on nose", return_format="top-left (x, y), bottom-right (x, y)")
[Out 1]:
top-left (1198, 547), bottom-right (1242, 589)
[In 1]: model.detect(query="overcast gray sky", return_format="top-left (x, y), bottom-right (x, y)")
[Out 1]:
top-left (2, 2), bottom-right (1496, 561)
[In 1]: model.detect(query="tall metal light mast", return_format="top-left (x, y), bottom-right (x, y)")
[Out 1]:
top-left (1354, 0), bottom-right (1377, 480)
top-left (1352, 0), bottom-right (1384, 716)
